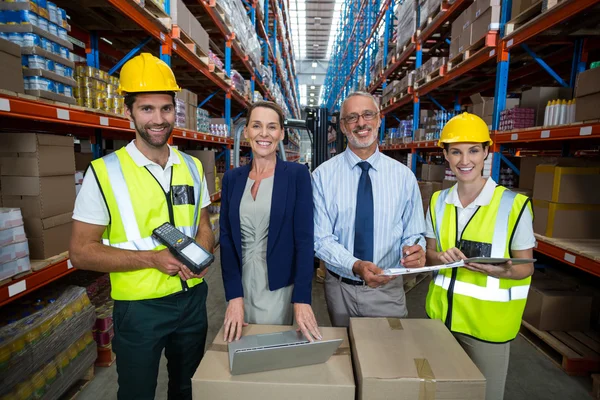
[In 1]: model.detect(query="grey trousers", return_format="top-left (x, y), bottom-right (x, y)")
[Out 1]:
top-left (324, 270), bottom-right (408, 327)
top-left (454, 333), bottom-right (510, 400)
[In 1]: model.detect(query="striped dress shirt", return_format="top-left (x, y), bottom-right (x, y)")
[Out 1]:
top-left (312, 147), bottom-right (426, 281)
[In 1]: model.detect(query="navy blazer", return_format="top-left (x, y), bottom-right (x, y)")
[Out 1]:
top-left (219, 158), bottom-right (314, 304)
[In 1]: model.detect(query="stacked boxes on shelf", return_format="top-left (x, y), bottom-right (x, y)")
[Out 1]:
top-left (532, 161), bottom-right (600, 239)
top-left (0, 1), bottom-right (75, 103)
top-left (175, 89), bottom-right (199, 131)
top-left (170, 0), bottom-right (209, 56)
top-left (414, 57), bottom-right (446, 85)
top-left (0, 133), bottom-right (75, 260)
top-left (520, 86), bottom-right (572, 126)
top-left (185, 150), bottom-right (216, 196)
top-left (498, 108), bottom-right (535, 131)
top-left (74, 66), bottom-right (123, 115)
top-left (215, 0), bottom-right (261, 67)
top-left (471, 93), bottom-right (520, 126)
top-left (418, 181), bottom-right (443, 216)
top-left (197, 108), bottom-right (210, 133)
top-left (499, 167), bottom-right (516, 188)
top-left (450, 0), bottom-right (501, 60)
top-left (395, 0), bottom-right (415, 52)
top-left (0, 286), bottom-right (96, 399)
top-left (0, 208), bottom-right (31, 281)
top-left (418, 0), bottom-right (443, 28)
top-left (87, 274), bottom-right (115, 367)
top-left (574, 65), bottom-right (600, 122)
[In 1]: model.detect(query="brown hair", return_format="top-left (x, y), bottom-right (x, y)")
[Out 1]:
top-left (245, 101), bottom-right (285, 128)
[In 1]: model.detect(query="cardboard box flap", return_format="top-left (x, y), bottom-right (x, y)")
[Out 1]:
top-left (0, 133), bottom-right (74, 153)
top-left (350, 318), bottom-right (485, 382)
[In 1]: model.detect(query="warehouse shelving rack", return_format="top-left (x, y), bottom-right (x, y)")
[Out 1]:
top-left (323, 0), bottom-right (600, 278)
top-left (0, 0), bottom-right (300, 305)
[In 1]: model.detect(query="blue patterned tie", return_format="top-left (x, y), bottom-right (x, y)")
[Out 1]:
top-left (354, 161), bottom-right (374, 262)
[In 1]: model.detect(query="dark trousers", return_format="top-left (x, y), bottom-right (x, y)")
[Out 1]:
top-left (112, 282), bottom-right (208, 400)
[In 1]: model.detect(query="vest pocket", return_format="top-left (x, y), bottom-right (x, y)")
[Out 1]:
top-left (172, 185), bottom-right (195, 205)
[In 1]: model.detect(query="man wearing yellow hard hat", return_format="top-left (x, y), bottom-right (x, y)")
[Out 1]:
top-left (423, 113), bottom-right (535, 400)
top-left (70, 53), bottom-right (214, 400)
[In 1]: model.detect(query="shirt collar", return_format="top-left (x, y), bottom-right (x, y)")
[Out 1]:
top-left (446, 177), bottom-right (497, 209)
top-left (125, 140), bottom-right (180, 168)
top-left (343, 146), bottom-right (381, 171)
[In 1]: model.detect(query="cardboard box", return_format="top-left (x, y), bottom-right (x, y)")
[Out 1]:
top-left (449, 36), bottom-right (460, 60)
top-left (451, 12), bottom-right (464, 40)
top-left (75, 153), bottom-right (94, 171)
top-left (0, 38), bottom-right (24, 93)
top-left (185, 150), bottom-right (216, 195)
top-left (512, 0), bottom-right (538, 19)
top-left (190, 19), bottom-right (209, 55)
top-left (421, 164), bottom-right (446, 182)
top-left (533, 199), bottom-right (600, 239)
top-left (0, 133), bottom-right (75, 177)
top-left (442, 179), bottom-right (456, 190)
top-left (170, 0), bottom-right (192, 33)
top-left (1, 175), bottom-right (76, 218)
top-left (523, 279), bottom-right (593, 331)
top-left (25, 216), bottom-right (72, 260)
top-left (458, 25), bottom-right (471, 54)
top-left (517, 156), bottom-right (559, 189)
top-left (192, 325), bottom-right (355, 400)
top-left (350, 318), bottom-right (486, 400)
top-left (520, 86), bottom-right (573, 126)
top-left (574, 67), bottom-right (600, 98)
top-left (470, 6), bottom-right (501, 45)
top-left (470, 94), bottom-right (520, 118)
top-left (575, 92), bottom-right (600, 122)
top-left (533, 164), bottom-right (600, 204)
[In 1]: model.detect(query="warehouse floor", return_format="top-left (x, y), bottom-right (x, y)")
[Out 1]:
top-left (78, 252), bottom-right (594, 400)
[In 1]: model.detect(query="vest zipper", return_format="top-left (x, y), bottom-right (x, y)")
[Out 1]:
top-left (444, 206), bottom-right (480, 330)
top-left (145, 166), bottom-right (188, 292)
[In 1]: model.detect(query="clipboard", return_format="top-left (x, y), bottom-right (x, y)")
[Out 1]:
top-left (380, 257), bottom-right (536, 276)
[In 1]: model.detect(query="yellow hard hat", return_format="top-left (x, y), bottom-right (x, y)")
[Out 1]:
top-left (438, 112), bottom-right (493, 147)
top-left (117, 53), bottom-right (180, 95)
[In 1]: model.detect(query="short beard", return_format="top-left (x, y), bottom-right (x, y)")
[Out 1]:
top-left (132, 116), bottom-right (173, 148)
top-left (347, 125), bottom-right (377, 149)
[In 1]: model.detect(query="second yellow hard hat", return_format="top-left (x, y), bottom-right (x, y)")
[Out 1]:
top-left (117, 53), bottom-right (180, 95)
top-left (438, 112), bottom-right (493, 147)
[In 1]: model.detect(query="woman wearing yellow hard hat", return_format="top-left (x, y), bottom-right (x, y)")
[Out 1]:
top-left (423, 112), bottom-right (535, 400)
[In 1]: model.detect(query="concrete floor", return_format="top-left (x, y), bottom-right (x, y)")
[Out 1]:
top-left (78, 252), bottom-right (593, 399)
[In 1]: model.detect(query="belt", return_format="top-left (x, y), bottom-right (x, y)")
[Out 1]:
top-left (328, 270), bottom-right (366, 286)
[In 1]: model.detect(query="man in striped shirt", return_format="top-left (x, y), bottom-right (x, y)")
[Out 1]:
top-left (312, 92), bottom-right (426, 327)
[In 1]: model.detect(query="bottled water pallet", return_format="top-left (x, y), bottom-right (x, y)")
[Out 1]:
top-left (520, 319), bottom-right (600, 376)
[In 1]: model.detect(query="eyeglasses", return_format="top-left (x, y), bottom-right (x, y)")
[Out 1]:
top-left (341, 110), bottom-right (379, 124)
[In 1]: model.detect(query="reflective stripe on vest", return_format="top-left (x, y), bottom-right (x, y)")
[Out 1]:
top-left (101, 225), bottom-right (196, 250)
top-left (180, 151), bottom-right (202, 236)
top-left (432, 189), bottom-right (529, 302)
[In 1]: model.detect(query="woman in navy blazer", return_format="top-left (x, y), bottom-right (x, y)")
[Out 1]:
top-left (220, 101), bottom-right (321, 343)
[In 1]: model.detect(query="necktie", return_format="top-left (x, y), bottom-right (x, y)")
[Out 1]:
top-left (354, 161), bottom-right (374, 262)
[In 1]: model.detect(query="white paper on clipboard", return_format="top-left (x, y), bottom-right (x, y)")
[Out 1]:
top-left (381, 260), bottom-right (465, 276)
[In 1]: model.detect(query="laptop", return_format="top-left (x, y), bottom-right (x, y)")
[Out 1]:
top-left (228, 330), bottom-right (343, 375)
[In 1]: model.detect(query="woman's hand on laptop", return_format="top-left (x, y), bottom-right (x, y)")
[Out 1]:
top-left (224, 297), bottom-right (247, 342)
top-left (294, 303), bottom-right (322, 342)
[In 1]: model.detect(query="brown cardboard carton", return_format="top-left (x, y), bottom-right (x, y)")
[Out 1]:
top-left (1, 175), bottom-right (76, 218)
top-left (521, 86), bottom-right (573, 126)
top-left (24, 217), bottom-right (72, 259)
top-left (350, 318), bottom-right (486, 400)
top-left (517, 156), bottom-right (559, 189)
top-left (511, 0), bottom-right (538, 18)
top-left (449, 36), bottom-right (460, 60)
top-left (532, 199), bottom-right (600, 239)
top-left (533, 164), bottom-right (600, 204)
top-left (442, 179), bottom-right (456, 190)
top-left (421, 164), bottom-right (446, 182)
top-left (74, 153), bottom-right (94, 171)
top-left (470, 6), bottom-right (501, 45)
top-left (574, 67), bottom-right (600, 98)
top-left (192, 325), bottom-right (355, 400)
top-left (170, 0), bottom-right (191, 33)
top-left (190, 19), bottom-right (210, 55)
top-left (458, 25), bottom-right (471, 54)
top-left (185, 150), bottom-right (216, 175)
top-left (0, 38), bottom-right (24, 93)
top-left (471, 94), bottom-right (520, 118)
top-left (575, 92), bottom-right (600, 122)
top-left (523, 279), bottom-right (593, 331)
top-left (0, 133), bottom-right (75, 176)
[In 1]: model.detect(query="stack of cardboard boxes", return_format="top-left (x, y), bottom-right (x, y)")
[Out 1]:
top-left (574, 66), bottom-right (600, 122)
top-left (520, 86), bottom-right (572, 127)
top-left (0, 37), bottom-right (24, 93)
top-left (0, 133), bottom-right (75, 260)
top-left (170, 0), bottom-right (210, 55)
top-left (470, 93), bottom-right (520, 127)
top-left (175, 89), bottom-right (199, 132)
top-left (450, 0), bottom-right (502, 61)
top-left (0, 208), bottom-right (31, 280)
top-left (532, 161), bottom-right (600, 239)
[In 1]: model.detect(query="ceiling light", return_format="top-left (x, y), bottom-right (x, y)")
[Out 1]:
top-left (310, 85), bottom-right (315, 89)
top-left (311, 62), bottom-right (317, 68)
top-left (313, 44), bottom-right (319, 48)
top-left (311, 75), bottom-right (316, 80)
top-left (310, 93), bottom-right (315, 97)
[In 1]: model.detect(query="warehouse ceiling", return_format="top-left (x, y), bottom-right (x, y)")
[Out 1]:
top-left (289, 0), bottom-right (342, 107)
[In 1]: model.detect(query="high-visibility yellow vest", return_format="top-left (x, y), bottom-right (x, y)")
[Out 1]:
top-left (91, 147), bottom-right (205, 300)
top-left (425, 185), bottom-right (533, 342)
